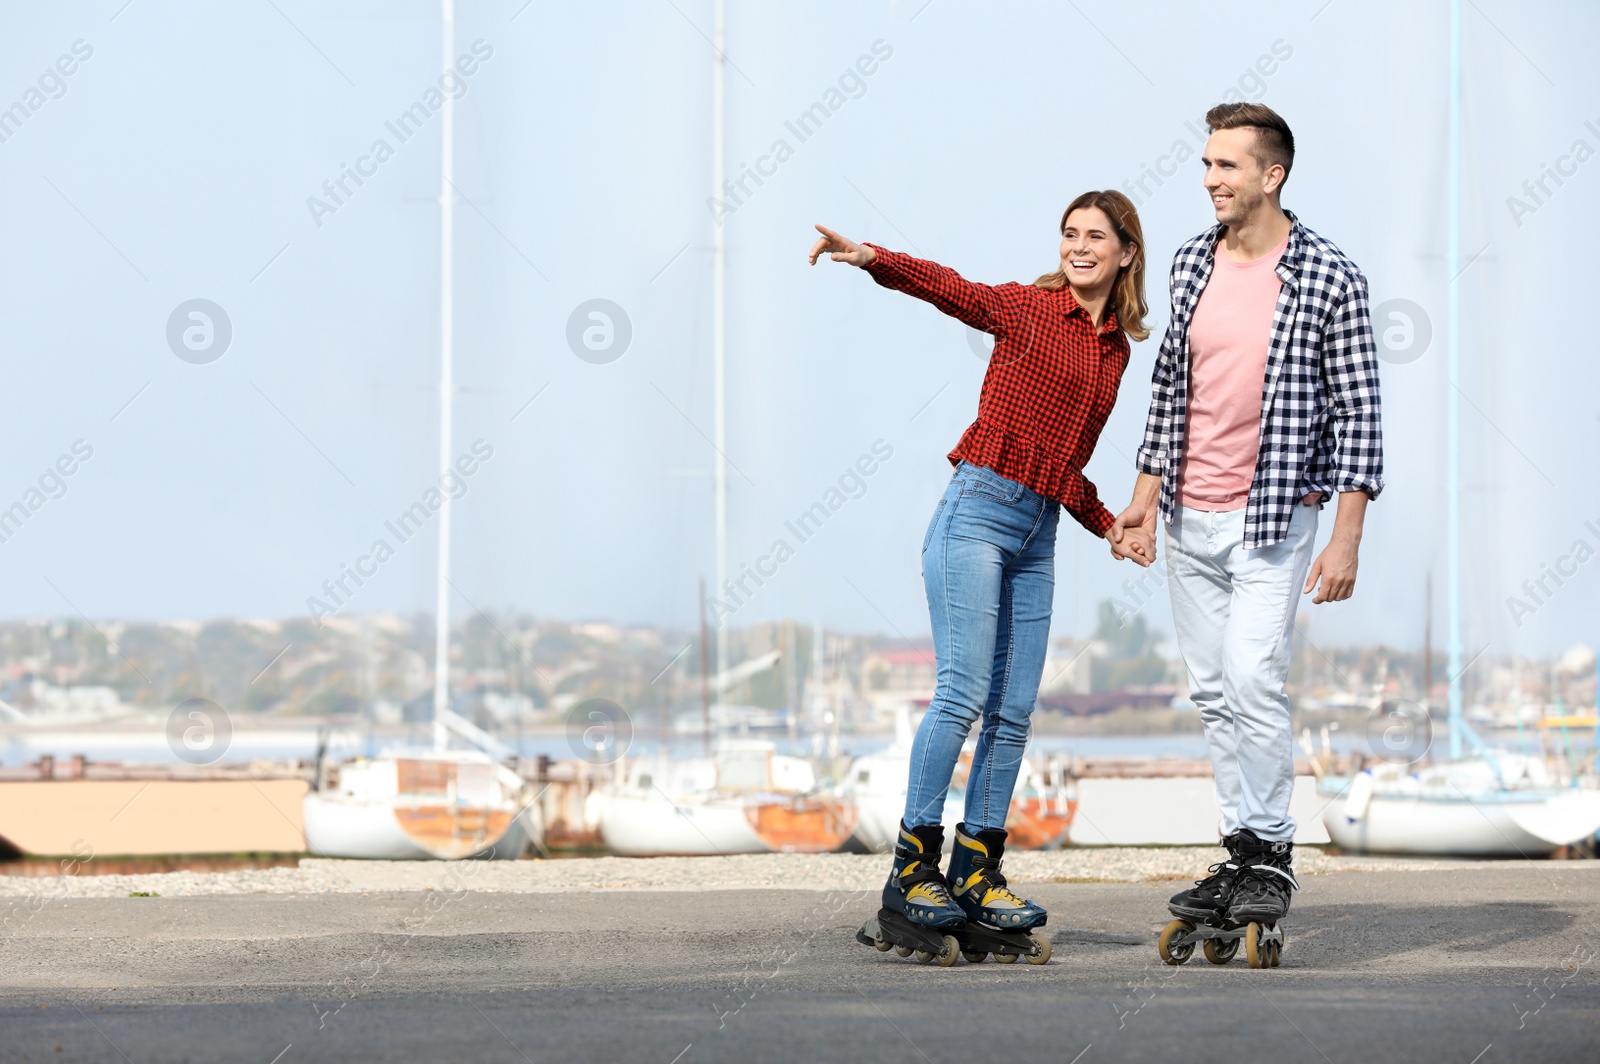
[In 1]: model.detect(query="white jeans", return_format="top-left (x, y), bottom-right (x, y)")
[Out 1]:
top-left (1165, 503), bottom-right (1318, 841)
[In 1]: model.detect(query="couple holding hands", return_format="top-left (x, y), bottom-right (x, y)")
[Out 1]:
top-left (810, 102), bottom-right (1384, 963)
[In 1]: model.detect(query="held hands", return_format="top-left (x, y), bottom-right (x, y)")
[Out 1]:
top-left (1109, 493), bottom-right (1158, 568)
top-left (1107, 525), bottom-right (1155, 566)
top-left (1108, 498), bottom-right (1157, 568)
top-left (809, 224), bottom-right (876, 267)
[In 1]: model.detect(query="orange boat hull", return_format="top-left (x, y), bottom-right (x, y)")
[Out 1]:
top-left (746, 798), bottom-right (858, 853)
top-left (1005, 796), bottom-right (1078, 850)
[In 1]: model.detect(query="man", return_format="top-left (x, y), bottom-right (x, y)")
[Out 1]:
top-left (1113, 102), bottom-right (1383, 933)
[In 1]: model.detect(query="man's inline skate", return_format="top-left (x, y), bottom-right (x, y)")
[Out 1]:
top-left (944, 824), bottom-right (1052, 965)
top-left (1158, 830), bottom-right (1294, 968)
top-left (856, 822), bottom-right (965, 966)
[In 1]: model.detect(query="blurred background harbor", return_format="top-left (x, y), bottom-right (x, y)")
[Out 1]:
top-left (4, 0), bottom-right (1600, 876)
top-left (2, 607), bottom-right (1595, 870)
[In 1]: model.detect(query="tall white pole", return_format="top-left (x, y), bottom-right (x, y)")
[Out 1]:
top-left (432, 0), bottom-right (456, 750)
top-left (1446, 0), bottom-right (1463, 760)
top-left (711, 0), bottom-right (728, 706)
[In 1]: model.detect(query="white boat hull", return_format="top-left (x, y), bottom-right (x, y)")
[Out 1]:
top-left (1320, 789), bottom-right (1600, 856)
top-left (1070, 776), bottom-right (1331, 846)
top-left (303, 753), bottom-right (538, 860)
top-left (598, 793), bottom-right (766, 856)
top-left (304, 794), bottom-right (534, 860)
top-left (304, 793), bottom-right (434, 859)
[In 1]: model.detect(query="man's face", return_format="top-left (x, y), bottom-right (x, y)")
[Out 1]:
top-left (1201, 128), bottom-right (1278, 225)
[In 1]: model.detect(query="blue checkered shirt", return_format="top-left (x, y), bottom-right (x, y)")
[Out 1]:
top-left (1136, 211), bottom-right (1384, 548)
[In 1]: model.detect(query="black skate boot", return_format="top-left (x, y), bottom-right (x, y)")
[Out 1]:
top-left (1224, 829), bottom-right (1296, 968)
top-left (856, 822), bottom-right (964, 966)
top-left (1158, 832), bottom-right (1287, 968)
top-left (945, 824), bottom-right (1051, 965)
top-left (1166, 832), bottom-right (1242, 922)
top-left (1226, 829), bottom-right (1298, 924)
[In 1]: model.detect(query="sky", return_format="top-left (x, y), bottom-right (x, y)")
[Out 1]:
top-left (0, 0), bottom-right (1595, 659)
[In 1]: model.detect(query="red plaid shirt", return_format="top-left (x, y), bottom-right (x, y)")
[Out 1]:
top-left (864, 245), bottom-right (1130, 536)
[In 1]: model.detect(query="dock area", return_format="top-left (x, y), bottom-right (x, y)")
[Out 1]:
top-left (3, 853), bottom-right (1596, 1062)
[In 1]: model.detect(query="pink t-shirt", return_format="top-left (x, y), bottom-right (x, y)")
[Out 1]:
top-left (1177, 236), bottom-right (1288, 511)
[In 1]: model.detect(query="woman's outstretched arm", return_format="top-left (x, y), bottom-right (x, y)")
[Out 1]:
top-left (809, 224), bottom-right (1016, 336)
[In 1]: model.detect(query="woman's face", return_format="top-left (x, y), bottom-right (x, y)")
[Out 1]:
top-left (1058, 206), bottom-right (1136, 295)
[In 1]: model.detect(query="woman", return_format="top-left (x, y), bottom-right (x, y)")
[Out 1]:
top-left (809, 191), bottom-right (1153, 960)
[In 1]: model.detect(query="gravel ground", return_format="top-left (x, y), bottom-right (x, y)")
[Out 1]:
top-left (3, 848), bottom-right (1592, 897)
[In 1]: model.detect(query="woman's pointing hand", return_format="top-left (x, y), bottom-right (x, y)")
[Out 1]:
top-left (809, 224), bottom-right (877, 267)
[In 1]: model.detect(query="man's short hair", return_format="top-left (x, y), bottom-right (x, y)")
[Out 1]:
top-left (1205, 102), bottom-right (1295, 186)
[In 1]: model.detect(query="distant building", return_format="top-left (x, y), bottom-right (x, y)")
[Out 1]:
top-left (861, 647), bottom-right (936, 716)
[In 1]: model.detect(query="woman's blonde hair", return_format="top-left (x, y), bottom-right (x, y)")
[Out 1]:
top-left (1034, 190), bottom-right (1149, 342)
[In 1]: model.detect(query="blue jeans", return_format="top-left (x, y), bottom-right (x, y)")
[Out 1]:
top-left (903, 462), bottom-right (1059, 831)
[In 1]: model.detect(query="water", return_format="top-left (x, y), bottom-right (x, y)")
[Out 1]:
top-left (4, 722), bottom-right (1591, 768)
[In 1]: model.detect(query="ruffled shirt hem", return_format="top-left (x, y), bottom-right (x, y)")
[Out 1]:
top-left (949, 416), bottom-right (1112, 536)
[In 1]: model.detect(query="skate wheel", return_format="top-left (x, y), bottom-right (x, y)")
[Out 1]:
top-left (1158, 919), bottom-right (1195, 966)
top-left (961, 950), bottom-right (988, 964)
top-left (873, 935), bottom-right (893, 953)
top-left (913, 948), bottom-right (936, 963)
top-left (935, 934), bottom-right (960, 968)
top-left (893, 944), bottom-right (913, 958)
top-left (1024, 931), bottom-right (1051, 965)
top-left (1245, 922), bottom-right (1266, 969)
top-left (994, 951), bottom-right (1019, 964)
top-left (1203, 936), bottom-right (1238, 965)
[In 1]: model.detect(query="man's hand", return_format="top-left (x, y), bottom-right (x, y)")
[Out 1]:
top-left (1303, 491), bottom-right (1368, 603)
top-left (1111, 472), bottom-right (1162, 566)
top-left (1304, 538), bottom-right (1358, 603)
top-left (809, 224), bottom-right (876, 267)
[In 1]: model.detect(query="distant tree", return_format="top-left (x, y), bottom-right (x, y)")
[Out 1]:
top-left (1093, 600), bottom-right (1154, 659)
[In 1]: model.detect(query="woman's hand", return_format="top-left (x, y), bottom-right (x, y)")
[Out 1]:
top-left (809, 224), bottom-right (877, 267)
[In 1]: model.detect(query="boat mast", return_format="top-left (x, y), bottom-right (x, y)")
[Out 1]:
top-left (1445, 0), bottom-right (1463, 760)
top-left (711, 0), bottom-right (728, 710)
top-left (432, 0), bottom-right (456, 752)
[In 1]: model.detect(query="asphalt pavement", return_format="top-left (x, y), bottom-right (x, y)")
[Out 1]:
top-left (3, 864), bottom-right (1597, 1063)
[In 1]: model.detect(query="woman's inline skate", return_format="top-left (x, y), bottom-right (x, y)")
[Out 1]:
top-left (944, 824), bottom-right (1052, 965)
top-left (856, 822), bottom-right (965, 966)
